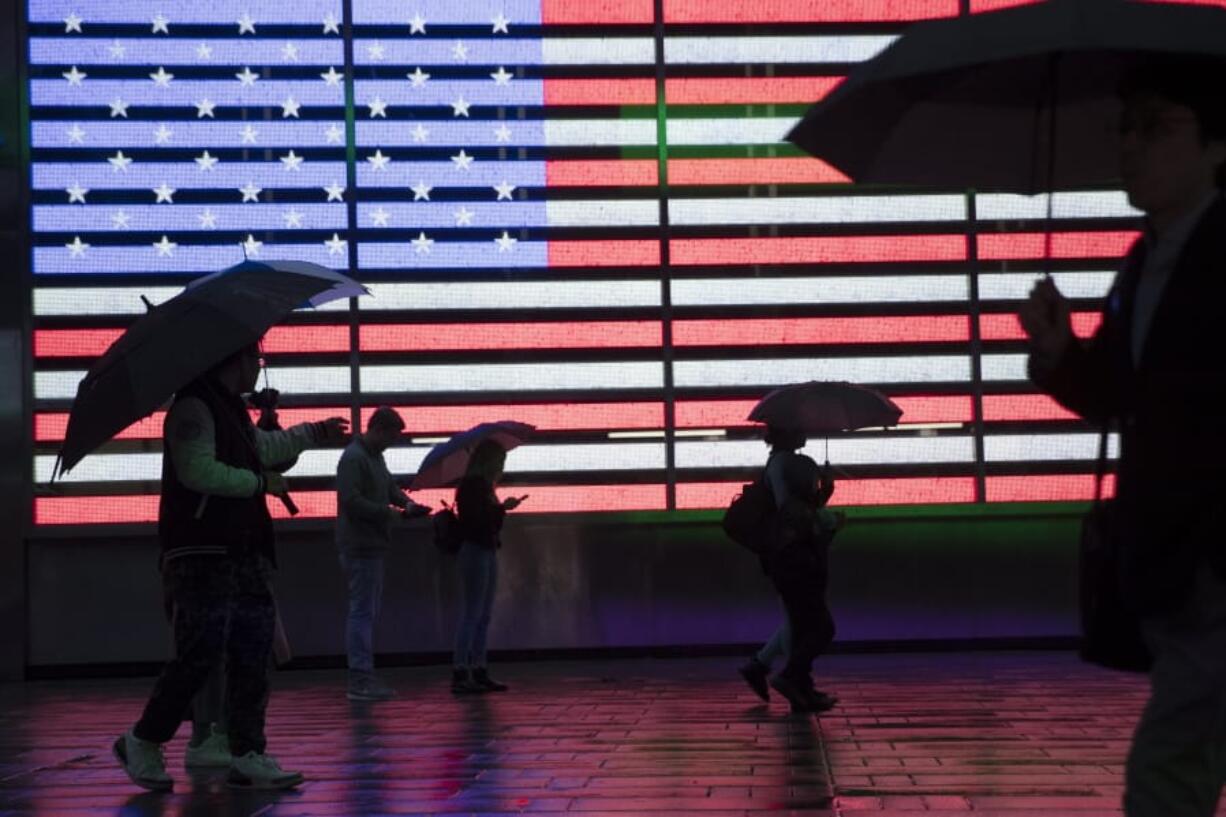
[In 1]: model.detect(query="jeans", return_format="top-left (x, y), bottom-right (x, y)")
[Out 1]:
top-left (756, 619), bottom-right (791, 668)
top-left (1125, 563), bottom-right (1226, 817)
top-left (768, 545), bottom-right (835, 685)
top-left (134, 554), bottom-right (274, 757)
top-left (340, 553), bottom-right (385, 679)
top-left (453, 542), bottom-right (498, 668)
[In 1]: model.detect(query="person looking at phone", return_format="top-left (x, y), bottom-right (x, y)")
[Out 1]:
top-left (450, 439), bottom-right (527, 694)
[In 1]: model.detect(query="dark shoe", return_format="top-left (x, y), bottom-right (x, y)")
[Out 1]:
top-left (451, 668), bottom-right (483, 695)
top-left (738, 658), bottom-right (771, 702)
top-left (807, 689), bottom-right (838, 713)
top-left (471, 667), bottom-right (508, 692)
top-left (770, 673), bottom-right (820, 714)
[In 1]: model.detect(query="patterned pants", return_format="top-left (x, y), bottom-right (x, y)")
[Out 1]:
top-left (134, 554), bottom-right (274, 757)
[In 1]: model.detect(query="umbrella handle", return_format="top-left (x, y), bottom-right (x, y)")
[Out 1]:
top-left (279, 493), bottom-right (300, 516)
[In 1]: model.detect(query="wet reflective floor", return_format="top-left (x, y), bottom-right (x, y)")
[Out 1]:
top-left (0, 652), bottom-right (1200, 816)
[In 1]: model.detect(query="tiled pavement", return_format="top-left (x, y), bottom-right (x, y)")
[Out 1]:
top-left (0, 651), bottom-right (1218, 816)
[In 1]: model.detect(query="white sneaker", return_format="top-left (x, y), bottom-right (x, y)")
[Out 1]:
top-left (112, 731), bottom-right (173, 791)
top-left (184, 724), bottom-right (231, 768)
top-left (227, 751), bottom-right (304, 790)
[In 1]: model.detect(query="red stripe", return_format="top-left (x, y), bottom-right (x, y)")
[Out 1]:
top-left (34, 484), bottom-right (669, 524)
top-left (981, 394), bottom-right (1080, 422)
top-left (676, 477), bottom-right (975, 509)
top-left (665, 76), bottom-right (843, 105)
top-left (985, 474), bottom-right (1115, 502)
top-left (978, 312), bottom-right (1102, 341)
top-left (543, 78), bottom-right (655, 106)
top-left (977, 231), bottom-right (1140, 261)
top-left (540, 0), bottom-right (654, 23)
top-left (34, 325), bottom-right (354, 359)
top-left (673, 315), bottom-right (970, 347)
top-left (664, 0), bottom-right (959, 22)
top-left (35, 328), bottom-right (124, 358)
top-left (670, 234), bottom-right (967, 266)
top-left (548, 240), bottom-right (660, 267)
top-left (668, 157), bottom-right (848, 186)
top-left (361, 321), bottom-right (662, 352)
top-left (546, 159), bottom-right (659, 187)
top-left (35, 408), bottom-right (348, 442)
top-left (360, 403), bottom-right (665, 434)
top-left (674, 395), bottom-right (973, 428)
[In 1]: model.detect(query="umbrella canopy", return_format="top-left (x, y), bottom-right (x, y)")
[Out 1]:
top-left (58, 261), bottom-right (368, 475)
top-left (410, 421), bottom-right (536, 490)
top-left (749, 381), bottom-right (903, 434)
top-left (786, 0), bottom-right (1226, 193)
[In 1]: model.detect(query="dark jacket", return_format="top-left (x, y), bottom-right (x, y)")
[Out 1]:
top-left (159, 379), bottom-right (274, 566)
top-left (1029, 196), bottom-right (1226, 613)
top-left (455, 474), bottom-right (505, 550)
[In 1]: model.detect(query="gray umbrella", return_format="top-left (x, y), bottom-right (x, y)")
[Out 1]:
top-left (786, 0), bottom-right (1226, 193)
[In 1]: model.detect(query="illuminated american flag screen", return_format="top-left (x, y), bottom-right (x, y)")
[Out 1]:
top-left (29, 0), bottom-right (1139, 526)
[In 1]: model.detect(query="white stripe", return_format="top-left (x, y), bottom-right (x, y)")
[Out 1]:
top-left (671, 275), bottom-right (968, 306)
top-left (542, 37), bottom-right (655, 65)
top-left (34, 286), bottom-right (350, 316)
top-left (544, 119), bottom-right (656, 146)
top-left (667, 117), bottom-right (796, 146)
top-left (984, 433), bottom-right (1120, 462)
top-left (675, 435), bottom-right (975, 469)
top-left (673, 356), bottom-right (971, 388)
top-left (546, 200), bottom-right (659, 227)
top-left (975, 191), bottom-right (1140, 221)
top-left (670, 195), bottom-right (966, 226)
top-left (34, 286), bottom-right (183, 316)
top-left (35, 366), bottom-right (352, 401)
top-left (664, 35), bottom-right (895, 65)
top-left (361, 362), bottom-right (664, 393)
top-left (359, 280), bottom-right (661, 311)
top-left (977, 271), bottom-right (1115, 302)
top-left (980, 354), bottom-right (1029, 382)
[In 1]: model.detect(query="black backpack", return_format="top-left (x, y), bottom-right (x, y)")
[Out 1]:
top-left (722, 477), bottom-right (777, 554)
top-left (431, 502), bottom-right (463, 554)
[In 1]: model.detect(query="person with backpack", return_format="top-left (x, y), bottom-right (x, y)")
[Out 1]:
top-left (335, 406), bottom-right (430, 702)
top-left (728, 425), bottom-right (841, 713)
top-left (450, 440), bottom-right (526, 694)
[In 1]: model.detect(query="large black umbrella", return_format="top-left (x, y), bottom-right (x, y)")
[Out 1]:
top-left (57, 260), bottom-right (367, 475)
top-left (786, 0), bottom-right (1226, 193)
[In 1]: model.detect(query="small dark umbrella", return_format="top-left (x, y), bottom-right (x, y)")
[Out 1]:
top-left (57, 260), bottom-right (367, 476)
top-left (787, 0), bottom-right (1226, 193)
top-left (750, 381), bottom-right (903, 435)
top-left (410, 421), bottom-right (536, 490)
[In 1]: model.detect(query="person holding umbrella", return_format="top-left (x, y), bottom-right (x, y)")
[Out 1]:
top-left (735, 383), bottom-right (897, 713)
top-left (112, 341), bottom-right (348, 791)
top-left (53, 260), bottom-right (368, 792)
top-left (738, 425), bottom-right (843, 711)
top-left (449, 440), bottom-right (527, 694)
top-left (1021, 56), bottom-right (1226, 817)
top-left (409, 422), bottom-right (533, 695)
top-left (335, 406), bottom-right (430, 702)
